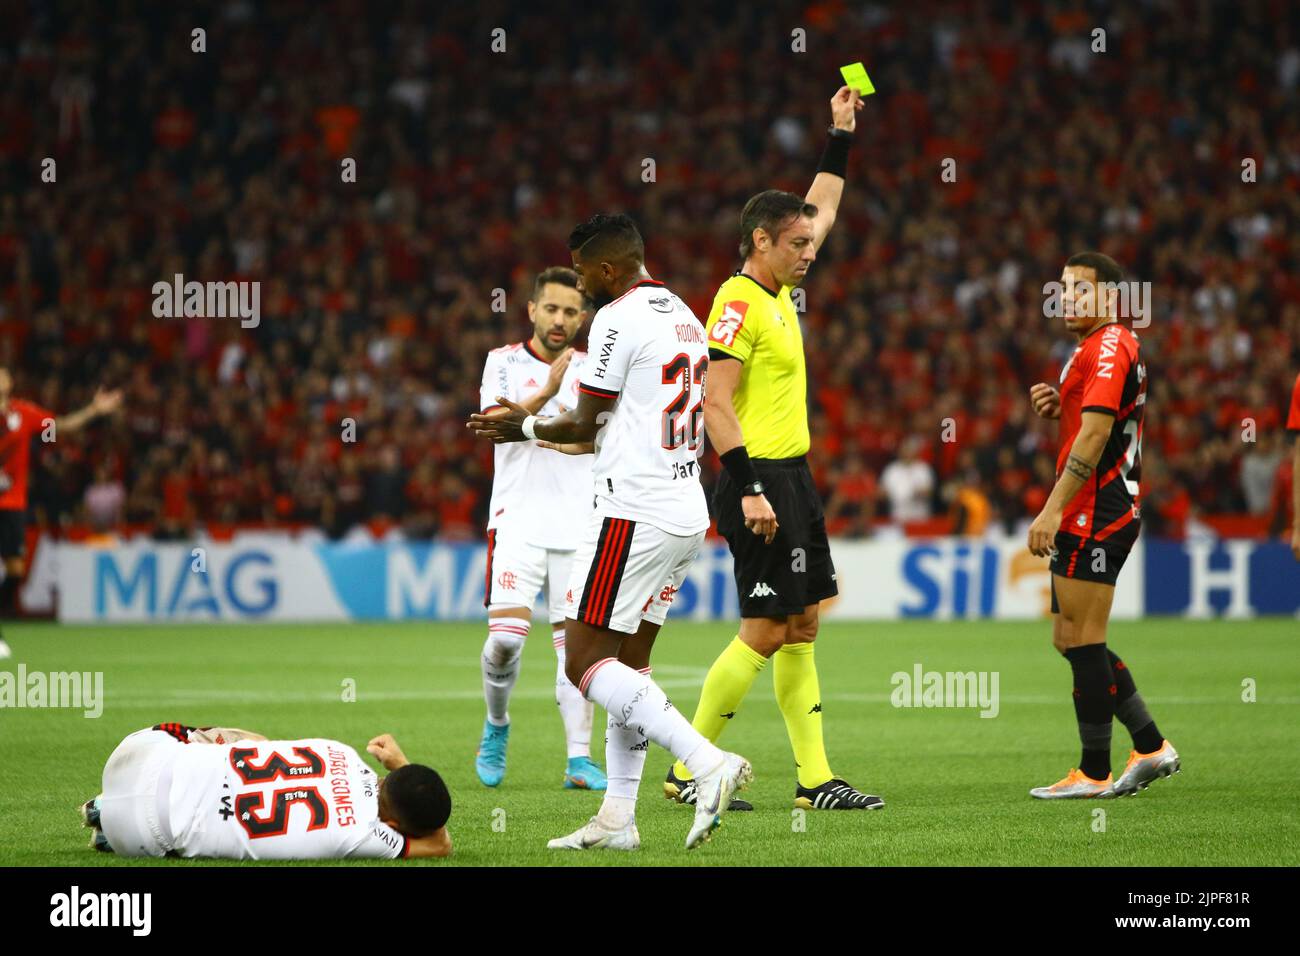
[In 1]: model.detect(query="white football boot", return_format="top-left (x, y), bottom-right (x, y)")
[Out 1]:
top-left (547, 815), bottom-right (640, 851)
top-left (685, 752), bottom-right (752, 849)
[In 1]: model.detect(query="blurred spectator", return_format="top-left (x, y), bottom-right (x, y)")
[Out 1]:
top-left (83, 463), bottom-right (125, 532)
top-left (1240, 433), bottom-right (1284, 515)
top-left (0, 1), bottom-right (1295, 541)
top-left (881, 436), bottom-right (935, 524)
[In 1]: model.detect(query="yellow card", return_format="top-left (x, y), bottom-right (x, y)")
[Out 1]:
top-left (839, 61), bottom-right (875, 96)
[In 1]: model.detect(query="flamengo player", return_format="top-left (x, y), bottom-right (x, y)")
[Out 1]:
top-left (1026, 252), bottom-right (1179, 799)
top-left (469, 214), bottom-right (752, 850)
top-left (475, 267), bottom-right (607, 792)
top-left (83, 725), bottom-right (451, 859)
top-left (0, 366), bottom-right (122, 659)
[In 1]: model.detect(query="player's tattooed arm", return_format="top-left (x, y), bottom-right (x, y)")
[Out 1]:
top-left (1027, 411), bottom-right (1112, 557)
top-left (1064, 454), bottom-right (1093, 481)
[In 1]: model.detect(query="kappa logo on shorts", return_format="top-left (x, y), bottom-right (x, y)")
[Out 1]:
top-left (748, 582), bottom-right (777, 598)
top-left (497, 571), bottom-right (517, 590)
top-left (566, 589), bottom-right (573, 604)
top-left (1076, 514), bottom-right (1088, 528)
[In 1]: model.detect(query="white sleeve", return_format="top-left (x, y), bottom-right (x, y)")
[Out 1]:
top-left (579, 309), bottom-right (635, 398)
top-left (480, 351), bottom-right (511, 413)
top-left (345, 819), bottom-right (408, 859)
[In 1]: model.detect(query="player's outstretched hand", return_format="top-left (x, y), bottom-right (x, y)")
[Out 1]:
top-left (367, 733), bottom-right (410, 771)
top-left (1291, 526), bottom-right (1300, 562)
top-left (1030, 383), bottom-right (1061, 419)
top-left (742, 492), bottom-right (779, 545)
top-left (1027, 507), bottom-right (1061, 558)
top-left (467, 397), bottom-right (531, 443)
top-left (92, 387), bottom-right (124, 417)
top-left (537, 439), bottom-right (594, 456)
top-left (830, 85), bottom-right (864, 132)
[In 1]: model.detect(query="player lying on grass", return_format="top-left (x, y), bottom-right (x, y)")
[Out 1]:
top-left (83, 725), bottom-right (452, 859)
top-left (1026, 252), bottom-right (1179, 799)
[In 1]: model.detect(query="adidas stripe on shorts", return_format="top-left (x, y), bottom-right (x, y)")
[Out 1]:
top-left (564, 510), bottom-right (704, 635)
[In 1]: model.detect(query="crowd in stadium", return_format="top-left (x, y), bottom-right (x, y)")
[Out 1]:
top-left (1, 0), bottom-right (1297, 541)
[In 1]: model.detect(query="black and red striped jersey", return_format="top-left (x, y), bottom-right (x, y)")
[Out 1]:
top-left (1056, 321), bottom-right (1146, 546)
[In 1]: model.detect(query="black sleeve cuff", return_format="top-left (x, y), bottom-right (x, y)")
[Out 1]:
top-left (720, 446), bottom-right (759, 487)
top-left (817, 129), bottom-right (852, 178)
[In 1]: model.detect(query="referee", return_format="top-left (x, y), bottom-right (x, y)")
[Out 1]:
top-left (664, 87), bottom-right (883, 811)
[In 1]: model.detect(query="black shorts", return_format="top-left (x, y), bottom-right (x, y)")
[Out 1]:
top-left (715, 456), bottom-right (837, 617)
top-left (1049, 531), bottom-right (1132, 612)
top-left (0, 509), bottom-right (25, 561)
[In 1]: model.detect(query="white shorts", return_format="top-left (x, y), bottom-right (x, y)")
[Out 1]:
top-left (484, 528), bottom-right (574, 622)
top-left (99, 727), bottom-right (182, 857)
top-left (564, 513), bottom-right (703, 634)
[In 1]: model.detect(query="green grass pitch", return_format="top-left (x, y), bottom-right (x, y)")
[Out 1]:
top-left (1, 618), bottom-right (1296, 867)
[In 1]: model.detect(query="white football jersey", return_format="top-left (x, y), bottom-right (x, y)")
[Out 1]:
top-left (579, 280), bottom-right (709, 535)
top-left (481, 342), bottom-right (593, 550)
top-left (166, 739), bottom-right (408, 860)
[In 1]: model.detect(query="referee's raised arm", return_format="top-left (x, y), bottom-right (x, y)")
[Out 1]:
top-left (804, 85), bottom-right (863, 252)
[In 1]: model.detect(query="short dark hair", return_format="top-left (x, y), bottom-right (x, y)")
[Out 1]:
top-left (531, 266), bottom-right (580, 302)
top-left (739, 190), bottom-right (818, 259)
top-left (567, 213), bottom-right (644, 265)
top-left (382, 764), bottom-right (451, 837)
top-left (1065, 251), bottom-right (1124, 286)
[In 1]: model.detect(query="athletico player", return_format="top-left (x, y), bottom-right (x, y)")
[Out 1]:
top-left (664, 86), bottom-right (882, 812)
top-left (469, 214), bottom-right (752, 851)
top-left (0, 366), bottom-right (122, 659)
top-left (1026, 252), bottom-right (1179, 799)
top-left (475, 266), bottom-right (607, 792)
top-left (83, 725), bottom-right (451, 859)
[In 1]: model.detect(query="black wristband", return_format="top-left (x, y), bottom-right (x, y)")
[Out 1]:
top-left (817, 127), bottom-right (852, 178)
top-left (720, 446), bottom-right (759, 488)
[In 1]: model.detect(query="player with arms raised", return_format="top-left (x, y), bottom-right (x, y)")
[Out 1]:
top-left (0, 366), bottom-right (122, 658)
top-left (84, 725), bottom-right (452, 858)
top-left (469, 214), bottom-right (752, 850)
top-left (474, 266), bottom-right (606, 792)
top-left (1026, 252), bottom-right (1179, 799)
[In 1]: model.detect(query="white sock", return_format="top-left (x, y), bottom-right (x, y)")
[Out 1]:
top-left (598, 665), bottom-right (651, 827)
top-left (482, 618), bottom-right (529, 725)
top-left (553, 629), bottom-right (594, 758)
top-left (580, 658), bottom-right (723, 778)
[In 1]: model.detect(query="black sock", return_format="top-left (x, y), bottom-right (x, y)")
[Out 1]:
top-left (1063, 644), bottom-right (1115, 780)
top-left (0, 575), bottom-right (18, 635)
top-left (1108, 649), bottom-right (1164, 754)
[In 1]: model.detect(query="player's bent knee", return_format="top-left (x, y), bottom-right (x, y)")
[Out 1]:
top-left (484, 632), bottom-right (525, 667)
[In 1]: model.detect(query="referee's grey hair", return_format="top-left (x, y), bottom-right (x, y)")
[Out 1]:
top-left (739, 190), bottom-right (818, 259)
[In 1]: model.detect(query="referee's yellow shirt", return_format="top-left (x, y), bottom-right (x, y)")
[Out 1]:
top-left (704, 272), bottom-right (809, 459)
